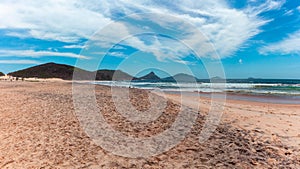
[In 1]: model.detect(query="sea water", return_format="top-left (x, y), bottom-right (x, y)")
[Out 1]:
top-left (93, 79), bottom-right (300, 97)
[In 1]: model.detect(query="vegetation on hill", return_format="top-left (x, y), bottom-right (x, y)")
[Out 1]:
top-left (95, 69), bottom-right (133, 81)
top-left (8, 62), bottom-right (85, 80)
top-left (8, 62), bottom-right (133, 81)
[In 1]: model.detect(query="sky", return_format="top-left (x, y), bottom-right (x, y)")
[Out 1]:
top-left (0, 0), bottom-right (300, 79)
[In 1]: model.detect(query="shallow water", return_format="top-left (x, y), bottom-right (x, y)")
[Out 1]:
top-left (165, 91), bottom-right (300, 105)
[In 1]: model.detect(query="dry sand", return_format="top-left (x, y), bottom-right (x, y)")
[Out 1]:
top-left (0, 81), bottom-right (299, 168)
top-left (157, 92), bottom-right (300, 149)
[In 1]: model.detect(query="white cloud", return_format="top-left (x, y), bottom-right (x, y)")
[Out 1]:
top-left (259, 30), bottom-right (300, 55)
top-left (0, 0), bottom-right (111, 42)
top-left (0, 0), bottom-right (285, 60)
top-left (0, 50), bottom-right (90, 59)
top-left (63, 45), bottom-right (86, 49)
top-left (97, 0), bottom-right (282, 59)
top-left (0, 60), bottom-right (40, 64)
top-left (117, 32), bottom-right (193, 62)
top-left (90, 22), bottom-right (132, 48)
top-left (283, 10), bottom-right (293, 16)
top-left (112, 45), bottom-right (127, 50)
top-left (245, 0), bottom-right (284, 16)
top-left (107, 51), bottom-right (126, 58)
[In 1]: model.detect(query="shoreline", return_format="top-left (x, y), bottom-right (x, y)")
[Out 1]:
top-left (165, 90), bottom-right (300, 105)
top-left (91, 80), bottom-right (300, 104)
top-left (5, 79), bottom-right (300, 104)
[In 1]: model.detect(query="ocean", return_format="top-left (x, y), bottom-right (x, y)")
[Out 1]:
top-left (93, 79), bottom-right (300, 96)
top-left (90, 79), bottom-right (300, 104)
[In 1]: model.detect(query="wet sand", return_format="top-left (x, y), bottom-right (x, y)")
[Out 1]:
top-left (0, 81), bottom-right (299, 168)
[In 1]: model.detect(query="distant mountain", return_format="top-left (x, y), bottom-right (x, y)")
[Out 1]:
top-left (134, 72), bottom-right (200, 82)
top-left (163, 73), bottom-right (199, 82)
top-left (210, 76), bottom-right (226, 83)
top-left (0, 72), bottom-right (4, 76)
top-left (135, 71), bottom-right (161, 81)
top-left (8, 62), bottom-right (133, 81)
top-left (210, 76), bottom-right (224, 80)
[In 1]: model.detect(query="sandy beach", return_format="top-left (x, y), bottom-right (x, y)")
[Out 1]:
top-left (0, 81), bottom-right (299, 168)
top-left (157, 92), bottom-right (300, 149)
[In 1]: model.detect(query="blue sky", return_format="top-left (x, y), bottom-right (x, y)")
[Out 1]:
top-left (0, 0), bottom-right (300, 79)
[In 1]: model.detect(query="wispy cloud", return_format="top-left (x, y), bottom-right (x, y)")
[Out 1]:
top-left (0, 50), bottom-right (90, 59)
top-left (0, 0), bottom-right (111, 42)
top-left (93, 0), bottom-right (283, 59)
top-left (107, 51), bottom-right (126, 58)
top-left (112, 45), bottom-right (127, 50)
top-left (245, 0), bottom-right (285, 16)
top-left (0, 0), bottom-right (285, 60)
top-left (0, 59), bottom-right (40, 64)
top-left (259, 30), bottom-right (300, 55)
top-left (283, 9), bottom-right (293, 16)
top-left (63, 45), bottom-right (86, 49)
